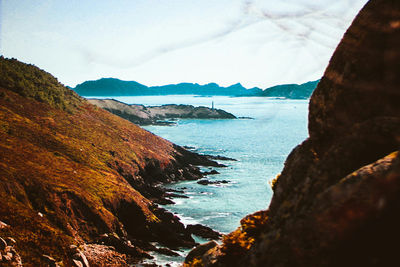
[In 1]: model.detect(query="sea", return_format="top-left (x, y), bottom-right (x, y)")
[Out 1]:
top-left (94, 95), bottom-right (309, 266)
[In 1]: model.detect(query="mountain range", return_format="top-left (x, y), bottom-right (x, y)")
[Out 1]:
top-left (72, 78), bottom-right (320, 99)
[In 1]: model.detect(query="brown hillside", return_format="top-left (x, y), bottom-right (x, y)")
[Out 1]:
top-left (0, 57), bottom-right (216, 266)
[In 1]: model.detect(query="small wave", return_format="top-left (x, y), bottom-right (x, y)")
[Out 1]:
top-left (199, 191), bottom-right (213, 195)
top-left (141, 251), bottom-right (184, 267)
top-left (175, 213), bottom-right (201, 226)
top-left (209, 183), bottom-right (233, 188)
top-left (171, 198), bottom-right (187, 205)
top-left (200, 212), bottom-right (232, 222)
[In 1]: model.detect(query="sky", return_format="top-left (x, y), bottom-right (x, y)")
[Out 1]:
top-left (0, 0), bottom-right (368, 88)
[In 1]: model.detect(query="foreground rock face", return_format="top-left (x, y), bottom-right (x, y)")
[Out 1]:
top-left (0, 57), bottom-right (220, 265)
top-left (185, 0), bottom-right (400, 266)
top-left (0, 235), bottom-right (22, 266)
top-left (88, 99), bottom-right (236, 125)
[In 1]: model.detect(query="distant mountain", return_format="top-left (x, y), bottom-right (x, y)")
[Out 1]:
top-left (73, 78), bottom-right (149, 96)
top-left (73, 78), bottom-right (320, 99)
top-left (260, 80), bottom-right (320, 99)
top-left (73, 78), bottom-right (262, 96)
top-left (150, 82), bottom-right (262, 96)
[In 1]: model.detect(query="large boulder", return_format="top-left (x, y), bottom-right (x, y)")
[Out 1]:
top-left (184, 0), bottom-right (400, 266)
top-left (308, 0), bottom-right (400, 144)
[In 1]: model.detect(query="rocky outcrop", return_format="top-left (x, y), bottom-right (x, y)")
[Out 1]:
top-left (205, 155), bottom-right (237, 162)
top-left (82, 244), bottom-right (129, 266)
top-left (197, 180), bottom-right (229, 186)
top-left (186, 224), bottom-right (222, 240)
top-left (0, 234), bottom-right (22, 266)
top-left (88, 99), bottom-right (236, 125)
top-left (185, 0), bottom-right (400, 266)
top-left (185, 241), bottom-right (220, 266)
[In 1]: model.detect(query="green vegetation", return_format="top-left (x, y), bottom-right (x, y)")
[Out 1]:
top-left (0, 56), bottom-right (82, 111)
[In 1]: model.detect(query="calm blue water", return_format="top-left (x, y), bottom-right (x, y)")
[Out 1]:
top-left (95, 95), bottom-right (309, 265)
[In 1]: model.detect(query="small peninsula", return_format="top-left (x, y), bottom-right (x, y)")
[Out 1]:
top-left (88, 99), bottom-right (236, 125)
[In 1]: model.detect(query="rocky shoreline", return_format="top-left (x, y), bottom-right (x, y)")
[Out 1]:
top-left (88, 99), bottom-right (237, 126)
top-left (0, 57), bottom-right (228, 266)
top-left (132, 148), bottom-right (234, 265)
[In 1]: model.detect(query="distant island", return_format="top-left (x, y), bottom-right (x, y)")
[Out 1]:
top-left (72, 78), bottom-right (320, 99)
top-left (88, 99), bottom-right (236, 125)
top-left (260, 80), bottom-right (320, 99)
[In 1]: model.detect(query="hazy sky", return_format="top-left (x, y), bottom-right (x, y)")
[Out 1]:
top-left (1, 0), bottom-right (368, 88)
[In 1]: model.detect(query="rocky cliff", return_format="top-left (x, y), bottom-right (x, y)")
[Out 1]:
top-left (185, 0), bottom-right (400, 266)
top-left (0, 57), bottom-right (221, 266)
top-left (88, 99), bottom-right (236, 126)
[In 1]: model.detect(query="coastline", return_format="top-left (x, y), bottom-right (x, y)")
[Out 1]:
top-left (138, 150), bottom-right (234, 266)
top-left (88, 98), bottom-right (237, 126)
